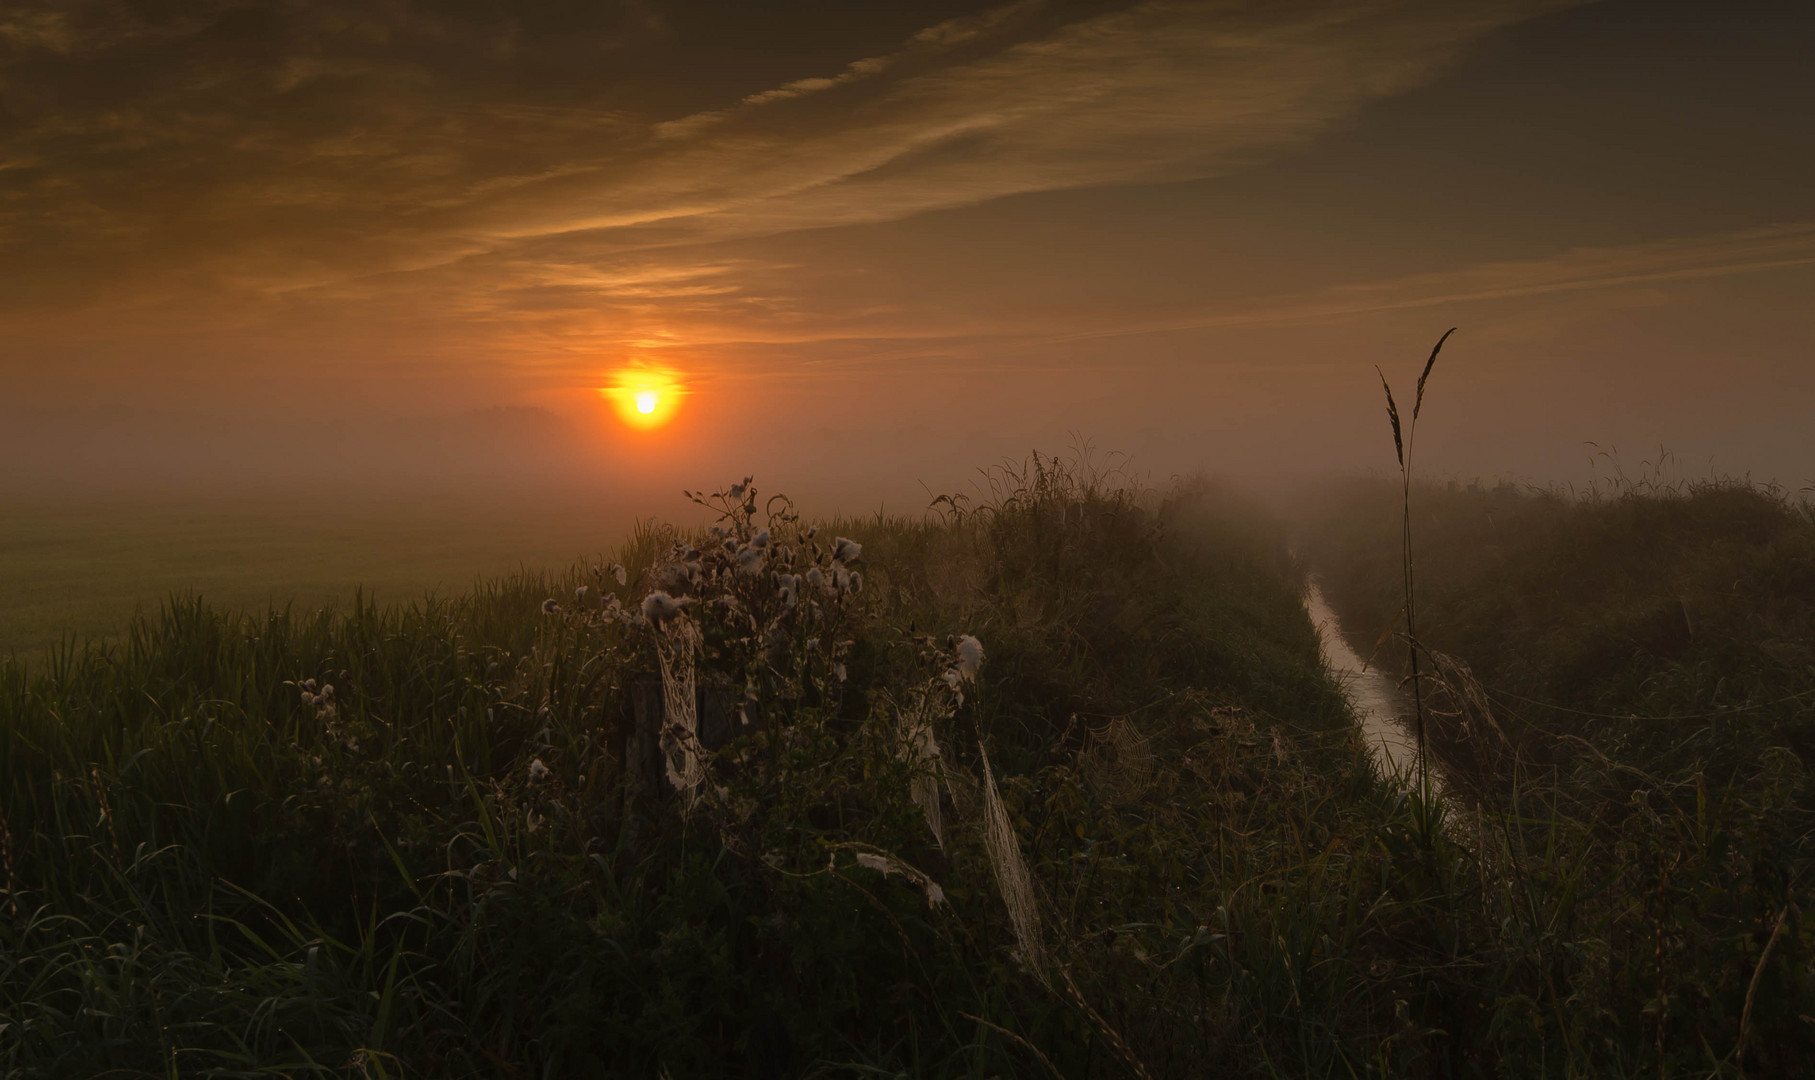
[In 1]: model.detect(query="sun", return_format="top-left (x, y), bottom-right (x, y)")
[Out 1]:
top-left (600, 366), bottom-right (686, 429)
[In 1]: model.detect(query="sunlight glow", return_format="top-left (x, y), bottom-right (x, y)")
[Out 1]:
top-left (600, 366), bottom-right (687, 430)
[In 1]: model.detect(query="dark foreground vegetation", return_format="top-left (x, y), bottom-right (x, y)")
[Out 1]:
top-left (1305, 474), bottom-right (1815, 1078)
top-left (1, 457), bottom-right (1809, 1077)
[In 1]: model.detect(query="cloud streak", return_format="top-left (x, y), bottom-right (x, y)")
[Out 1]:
top-left (518, 221), bottom-right (1815, 388)
top-left (1019, 223), bottom-right (1815, 346)
top-left (484, 1), bottom-right (1584, 248)
top-left (0, 0), bottom-right (1579, 336)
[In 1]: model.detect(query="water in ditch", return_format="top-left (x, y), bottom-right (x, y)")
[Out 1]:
top-left (1302, 577), bottom-right (1424, 785)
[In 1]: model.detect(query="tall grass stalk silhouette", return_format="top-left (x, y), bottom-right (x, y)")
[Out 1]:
top-left (1376, 327), bottom-right (1455, 830)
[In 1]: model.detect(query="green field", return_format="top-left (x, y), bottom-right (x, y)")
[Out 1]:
top-left (2, 462), bottom-right (1810, 1077)
top-left (0, 491), bottom-right (641, 667)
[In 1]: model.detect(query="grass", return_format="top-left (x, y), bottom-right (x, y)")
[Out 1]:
top-left (3, 449), bottom-right (1811, 1076)
top-left (0, 489), bottom-right (640, 668)
top-left (1372, 327), bottom-right (1457, 825)
top-left (1301, 471), bottom-right (1815, 777)
top-left (1300, 469), bottom-right (1815, 1078)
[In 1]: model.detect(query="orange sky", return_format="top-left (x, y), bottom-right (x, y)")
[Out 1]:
top-left (3, 0), bottom-right (1813, 504)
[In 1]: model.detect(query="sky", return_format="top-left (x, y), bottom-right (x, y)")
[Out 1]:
top-left (3, 0), bottom-right (1813, 507)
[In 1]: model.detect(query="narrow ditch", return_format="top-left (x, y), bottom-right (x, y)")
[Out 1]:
top-left (1301, 577), bottom-right (1431, 787)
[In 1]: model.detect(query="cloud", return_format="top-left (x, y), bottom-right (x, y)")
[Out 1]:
top-left (1022, 222), bottom-right (1815, 345)
top-left (490, 1), bottom-right (1586, 248)
top-left (0, 0), bottom-right (1594, 400)
top-left (418, 219), bottom-right (1815, 392)
top-left (654, 0), bottom-right (1045, 137)
top-left (360, 0), bottom-right (1592, 355)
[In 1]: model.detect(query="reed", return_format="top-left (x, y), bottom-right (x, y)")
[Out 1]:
top-left (1374, 328), bottom-right (1455, 831)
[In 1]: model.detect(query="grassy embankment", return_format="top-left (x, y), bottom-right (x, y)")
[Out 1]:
top-left (1304, 474), bottom-right (1815, 1077)
top-left (0, 491), bottom-right (639, 668)
top-left (3, 454), bottom-right (1809, 1077)
top-left (0, 459), bottom-right (1390, 1077)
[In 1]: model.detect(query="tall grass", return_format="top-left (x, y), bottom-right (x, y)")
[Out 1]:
top-left (1301, 466), bottom-right (1815, 1078)
top-left (6, 446), bottom-right (1810, 1076)
top-left (1374, 328), bottom-right (1455, 831)
top-left (1, 460), bottom-right (1438, 1077)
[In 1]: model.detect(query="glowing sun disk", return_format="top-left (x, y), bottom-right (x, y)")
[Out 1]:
top-left (600, 366), bottom-right (687, 430)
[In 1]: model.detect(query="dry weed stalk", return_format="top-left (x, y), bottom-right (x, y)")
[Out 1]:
top-left (979, 744), bottom-right (1045, 980)
top-left (1736, 904), bottom-right (1792, 1075)
top-left (1057, 963), bottom-right (1155, 1080)
top-left (656, 617), bottom-right (705, 801)
top-left (902, 699), bottom-right (948, 848)
top-left (837, 845), bottom-right (947, 908)
top-left (898, 633), bottom-right (988, 847)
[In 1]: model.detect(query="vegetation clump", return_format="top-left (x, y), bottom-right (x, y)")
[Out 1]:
top-left (0, 458), bottom-right (1391, 1077)
top-left (1304, 468), bottom-right (1815, 1077)
top-left (1, 449), bottom-right (1810, 1077)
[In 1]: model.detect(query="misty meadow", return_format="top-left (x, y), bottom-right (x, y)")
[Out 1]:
top-left (4, 451), bottom-right (1813, 1077)
top-left (3, 1), bottom-right (1814, 1077)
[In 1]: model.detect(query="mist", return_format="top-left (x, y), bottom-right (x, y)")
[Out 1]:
top-left (10, 273), bottom-right (1813, 511)
top-left (5, 0), bottom-right (1815, 659)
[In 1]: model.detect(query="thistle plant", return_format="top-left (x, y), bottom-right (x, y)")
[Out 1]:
top-left (546, 476), bottom-right (878, 810)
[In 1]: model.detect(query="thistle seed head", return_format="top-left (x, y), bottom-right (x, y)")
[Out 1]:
top-left (955, 635), bottom-right (984, 681)
top-left (641, 591), bottom-right (690, 625)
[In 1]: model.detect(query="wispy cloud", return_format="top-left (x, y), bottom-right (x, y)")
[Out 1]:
top-left (1016, 223), bottom-right (1815, 345)
top-left (0, 0), bottom-right (1600, 400)
top-left (484, 1), bottom-right (1585, 248)
top-left (2, 2), bottom-right (1576, 296)
top-left (320, 0), bottom-right (1591, 363)
top-left (498, 220), bottom-right (1815, 389)
top-left (653, 0), bottom-right (1045, 138)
